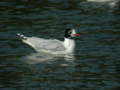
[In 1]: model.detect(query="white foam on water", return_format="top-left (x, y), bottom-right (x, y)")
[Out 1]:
top-left (87, 0), bottom-right (119, 7)
top-left (88, 0), bottom-right (115, 2)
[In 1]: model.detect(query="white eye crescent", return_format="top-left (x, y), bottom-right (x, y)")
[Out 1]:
top-left (68, 31), bottom-right (72, 34)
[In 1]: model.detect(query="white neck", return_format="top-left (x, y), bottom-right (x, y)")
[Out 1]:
top-left (64, 38), bottom-right (75, 53)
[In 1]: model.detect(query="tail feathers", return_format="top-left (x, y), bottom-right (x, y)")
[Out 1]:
top-left (17, 33), bottom-right (27, 40)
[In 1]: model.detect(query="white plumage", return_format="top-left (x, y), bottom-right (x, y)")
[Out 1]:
top-left (17, 28), bottom-right (80, 54)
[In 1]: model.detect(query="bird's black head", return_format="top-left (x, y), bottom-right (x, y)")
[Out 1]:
top-left (64, 28), bottom-right (80, 39)
top-left (64, 28), bottom-right (72, 38)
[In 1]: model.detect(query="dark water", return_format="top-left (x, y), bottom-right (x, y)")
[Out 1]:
top-left (0, 0), bottom-right (120, 90)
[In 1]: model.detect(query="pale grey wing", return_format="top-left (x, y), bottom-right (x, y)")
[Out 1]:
top-left (22, 37), bottom-right (65, 51)
top-left (38, 39), bottom-right (66, 51)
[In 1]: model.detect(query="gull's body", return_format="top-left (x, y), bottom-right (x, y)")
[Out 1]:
top-left (17, 28), bottom-right (79, 54)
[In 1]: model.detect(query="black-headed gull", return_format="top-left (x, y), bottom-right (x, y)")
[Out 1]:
top-left (17, 28), bottom-right (80, 54)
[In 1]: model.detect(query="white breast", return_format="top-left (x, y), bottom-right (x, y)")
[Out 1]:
top-left (64, 38), bottom-right (75, 53)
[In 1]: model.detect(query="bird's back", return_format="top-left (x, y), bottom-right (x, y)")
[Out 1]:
top-left (22, 37), bottom-right (66, 52)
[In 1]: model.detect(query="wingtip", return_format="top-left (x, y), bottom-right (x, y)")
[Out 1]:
top-left (17, 33), bottom-right (20, 36)
top-left (16, 33), bottom-right (27, 40)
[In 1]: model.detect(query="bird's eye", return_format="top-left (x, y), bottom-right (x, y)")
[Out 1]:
top-left (68, 31), bottom-right (72, 34)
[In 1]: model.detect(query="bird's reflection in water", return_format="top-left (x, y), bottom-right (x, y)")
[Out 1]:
top-left (21, 52), bottom-right (75, 66)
